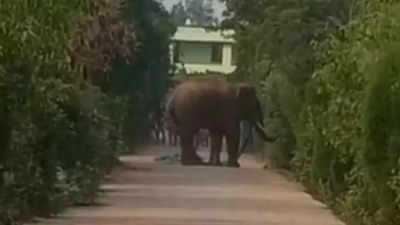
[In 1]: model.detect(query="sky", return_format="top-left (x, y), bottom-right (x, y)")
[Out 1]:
top-left (160, 0), bottom-right (226, 20)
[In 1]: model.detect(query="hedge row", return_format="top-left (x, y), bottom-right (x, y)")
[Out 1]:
top-left (296, 1), bottom-right (400, 224)
top-left (222, 0), bottom-right (400, 224)
top-left (0, 1), bottom-right (174, 224)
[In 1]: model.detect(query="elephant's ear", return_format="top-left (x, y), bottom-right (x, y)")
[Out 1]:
top-left (236, 84), bottom-right (264, 124)
top-left (236, 84), bottom-right (256, 100)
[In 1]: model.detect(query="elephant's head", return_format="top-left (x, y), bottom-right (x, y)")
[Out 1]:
top-left (235, 84), bottom-right (277, 143)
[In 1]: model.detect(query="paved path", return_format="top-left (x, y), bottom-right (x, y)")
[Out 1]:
top-left (28, 145), bottom-right (344, 225)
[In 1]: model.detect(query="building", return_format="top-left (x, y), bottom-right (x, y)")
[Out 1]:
top-left (170, 26), bottom-right (237, 74)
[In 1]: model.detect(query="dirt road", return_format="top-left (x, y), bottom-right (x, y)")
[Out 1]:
top-left (29, 145), bottom-right (344, 225)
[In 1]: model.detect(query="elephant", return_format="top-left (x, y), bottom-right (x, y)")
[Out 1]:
top-left (166, 78), bottom-right (277, 167)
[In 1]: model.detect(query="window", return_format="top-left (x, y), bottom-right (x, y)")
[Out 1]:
top-left (173, 42), bottom-right (224, 65)
top-left (176, 42), bottom-right (221, 65)
top-left (211, 43), bottom-right (223, 64)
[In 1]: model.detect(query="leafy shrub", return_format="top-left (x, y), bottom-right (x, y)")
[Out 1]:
top-left (219, 0), bottom-right (355, 170)
top-left (296, 1), bottom-right (400, 224)
top-left (0, 0), bottom-right (135, 223)
top-left (223, 0), bottom-right (400, 224)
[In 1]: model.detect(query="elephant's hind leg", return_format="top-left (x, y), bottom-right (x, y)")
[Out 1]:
top-left (180, 132), bottom-right (203, 165)
top-left (209, 133), bottom-right (223, 166)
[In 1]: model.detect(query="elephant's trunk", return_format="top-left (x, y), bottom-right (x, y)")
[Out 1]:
top-left (238, 121), bottom-right (278, 157)
top-left (253, 121), bottom-right (278, 142)
top-left (238, 121), bottom-right (252, 157)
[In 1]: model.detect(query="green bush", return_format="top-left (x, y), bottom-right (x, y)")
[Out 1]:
top-left (296, 1), bottom-right (400, 224)
top-left (0, 0), bottom-right (133, 224)
top-left (0, 0), bottom-right (174, 223)
top-left (223, 0), bottom-right (400, 224)
top-left (219, 0), bottom-right (354, 170)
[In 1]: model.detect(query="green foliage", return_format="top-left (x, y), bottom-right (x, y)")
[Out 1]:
top-left (296, 1), bottom-right (400, 224)
top-left (0, 0), bottom-right (173, 224)
top-left (170, 1), bottom-right (188, 26)
top-left (223, 0), bottom-right (400, 224)
top-left (170, 0), bottom-right (218, 26)
top-left (258, 73), bottom-right (298, 168)
top-left (362, 43), bottom-right (400, 223)
top-left (117, 0), bottom-right (176, 146)
top-left (185, 0), bottom-right (218, 26)
top-left (220, 0), bottom-right (356, 168)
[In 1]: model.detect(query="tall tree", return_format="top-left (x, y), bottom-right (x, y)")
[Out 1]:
top-left (170, 0), bottom-right (218, 26)
top-left (185, 0), bottom-right (217, 26)
top-left (111, 0), bottom-right (177, 145)
top-left (170, 1), bottom-right (188, 26)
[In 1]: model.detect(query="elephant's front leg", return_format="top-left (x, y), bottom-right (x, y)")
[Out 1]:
top-left (180, 131), bottom-right (203, 165)
top-left (226, 127), bottom-right (240, 168)
top-left (209, 132), bottom-right (223, 166)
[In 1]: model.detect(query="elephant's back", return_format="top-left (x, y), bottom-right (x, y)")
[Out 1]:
top-left (174, 79), bottom-right (233, 104)
top-left (172, 79), bottom-right (235, 129)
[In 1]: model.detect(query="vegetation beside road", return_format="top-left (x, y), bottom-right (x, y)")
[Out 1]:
top-left (0, 1), bottom-right (175, 224)
top-left (221, 0), bottom-right (400, 224)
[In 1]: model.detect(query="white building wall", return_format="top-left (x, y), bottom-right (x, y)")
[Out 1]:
top-left (179, 42), bottom-right (212, 64)
top-left (222, 44), bottom-right (232, 67)
top-left (170, 26), bottom-right (237, 75)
